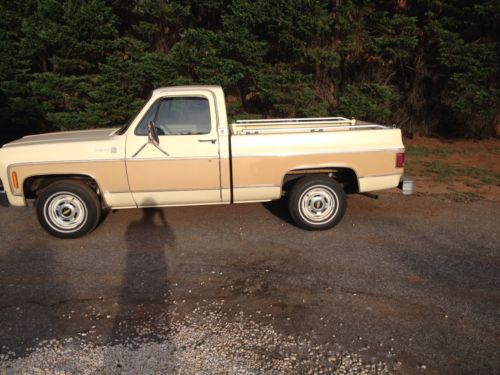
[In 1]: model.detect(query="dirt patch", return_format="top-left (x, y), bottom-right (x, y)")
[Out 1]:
top-left (404, 137), bottom-right (500, 201)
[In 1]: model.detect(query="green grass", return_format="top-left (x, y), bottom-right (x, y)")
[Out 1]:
top-left (421, 161), bottom-right (460, 180)
top-left (407, 144), bottom-right (500, 157)
top-left (462, 166), bottom-right (500, 185)
top-left (460, 191), bottom-right (483, 199)
top-left (490, 147), bottom-right (500, 155)
top-left (421, 161), bottom-right (500, 186)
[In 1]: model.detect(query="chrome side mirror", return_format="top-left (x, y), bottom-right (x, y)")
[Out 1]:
top-left (148, 121), bottom-right (160, 146)
top-left (132, 121), bottom-right (169, 158)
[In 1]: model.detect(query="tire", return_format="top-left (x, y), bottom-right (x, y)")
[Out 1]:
top-left (288, 176), bottom-right (346, 230)
top-left (36, 180), bottom-right (101, 239)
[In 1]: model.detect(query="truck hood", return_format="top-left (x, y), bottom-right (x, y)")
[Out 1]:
top-left (2, 128), bottom-right (120, 148)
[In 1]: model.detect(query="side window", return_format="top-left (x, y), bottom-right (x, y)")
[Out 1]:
top-left (155, 97), bottom-right (211, 135)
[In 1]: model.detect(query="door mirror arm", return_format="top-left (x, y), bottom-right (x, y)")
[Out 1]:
top-left (132, 121), bottom-right (170, 158)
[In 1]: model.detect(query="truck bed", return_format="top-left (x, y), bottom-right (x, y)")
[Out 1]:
top-left (229, 116), bottom-right (404, 202)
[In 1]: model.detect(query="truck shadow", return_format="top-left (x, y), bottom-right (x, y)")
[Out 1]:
top-left (262, 198), bottom-right (294, 225)
top-left (110, 205), bottom-right (174, 346)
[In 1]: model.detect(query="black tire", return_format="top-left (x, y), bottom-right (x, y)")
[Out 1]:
top-left (288, 175), bottom-right (346, 230)
top-left (36, 180), bottom-right (101, 239)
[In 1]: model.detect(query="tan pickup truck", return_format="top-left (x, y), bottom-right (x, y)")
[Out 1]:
top-left (0, 85), bottom-right (411, 238)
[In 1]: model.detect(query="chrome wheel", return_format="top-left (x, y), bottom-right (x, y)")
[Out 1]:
top-left (44, 192), bottom-right (87, 232)
top-left (289, 176), bottom-right (346, 230)
top-left (298, 185), bottom-right (339, 224)
top-left (36, 180), bottom-right (101, 238)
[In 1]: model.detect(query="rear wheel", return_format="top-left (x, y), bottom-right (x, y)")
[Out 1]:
top-left (288, 176), bottom-right (346, 230)
top-left (36, 180), bottom-right (101, 239)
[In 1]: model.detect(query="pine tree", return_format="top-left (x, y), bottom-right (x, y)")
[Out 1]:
top-left (0, 0), bottom-right (498, 141)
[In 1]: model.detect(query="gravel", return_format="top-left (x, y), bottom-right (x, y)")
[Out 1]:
top-left (0, 302), bottom-right (392, 374)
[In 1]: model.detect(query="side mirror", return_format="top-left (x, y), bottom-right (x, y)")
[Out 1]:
top-left (132, 121), bottom-right (169, 158)
top-left (148, 121), bottom-right (160, 145)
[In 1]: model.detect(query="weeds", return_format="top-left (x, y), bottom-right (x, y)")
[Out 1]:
top-left (421, 161), bottom-right (500, 186)
top-left (449, 191), bottom-right (484, 202)
top-left (490, 147), bottom-right (500, 155)
top-left (405, 141), bottom-right (500, 199)
top-left (461, 191), bottom-right (483, 199)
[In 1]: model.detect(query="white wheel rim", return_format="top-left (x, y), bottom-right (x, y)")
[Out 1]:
top-left (44, 192), bottom-right (87, 233)
top-left (298, 185), bottom-right (339, 225)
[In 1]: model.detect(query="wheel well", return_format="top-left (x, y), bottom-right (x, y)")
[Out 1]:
top-left (282, 168), bottom-right (359, 195)
top-left (23, 174), bottom-right (101, 200)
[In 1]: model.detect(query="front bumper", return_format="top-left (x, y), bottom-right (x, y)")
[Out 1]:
top-left (0, 180), bottom-right (9, 207)
top-left (398, 176), bottom-right (414, 195)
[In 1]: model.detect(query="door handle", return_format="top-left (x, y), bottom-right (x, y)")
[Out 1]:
top-left (198, 139), bottom-right (217, 144)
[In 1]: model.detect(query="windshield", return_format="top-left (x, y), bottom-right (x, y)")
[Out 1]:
top-left (117, 95), bottom-right (151, 135)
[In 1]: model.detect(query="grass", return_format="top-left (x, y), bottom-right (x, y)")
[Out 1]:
top-left (404, 140), bottom-right (500, 199)
top-left (490, 147), bottom-right (500, 155)
top-left (460, 191), bottom-right (483, 199)
top-left (422, 161), bottom-right (460, 180)
top-left (421, 161), bottom-right (500, 186)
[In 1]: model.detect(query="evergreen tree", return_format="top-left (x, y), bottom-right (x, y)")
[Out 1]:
top-left (0, 0), bottom-right (498, 143)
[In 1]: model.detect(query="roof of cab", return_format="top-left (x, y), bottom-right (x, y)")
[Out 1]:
top-left (152, 85), bottom-right (223, 95)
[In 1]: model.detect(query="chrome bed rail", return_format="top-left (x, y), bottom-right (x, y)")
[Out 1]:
top-left (231, 117), bottom-right (392, 135)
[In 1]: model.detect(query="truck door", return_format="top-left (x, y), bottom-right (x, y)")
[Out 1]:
top-left (125, 93), bottom-right (221, 206)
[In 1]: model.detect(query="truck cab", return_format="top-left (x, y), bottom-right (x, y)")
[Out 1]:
top-left (122, 86), bottom-right (231, 207)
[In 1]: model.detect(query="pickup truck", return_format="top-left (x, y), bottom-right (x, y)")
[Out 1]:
top-left (0, 85), bottom-right (410, 238)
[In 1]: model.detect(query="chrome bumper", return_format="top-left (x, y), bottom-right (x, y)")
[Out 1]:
top-left (398, 176), bottom-right (414, 195)
top-left (0, 181), bottom-right (9, 207)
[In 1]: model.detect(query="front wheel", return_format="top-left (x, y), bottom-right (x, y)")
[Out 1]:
top-left (36, 180), bottom-right (101, 239)
top-left (288, 176), bottom-right (346, 230)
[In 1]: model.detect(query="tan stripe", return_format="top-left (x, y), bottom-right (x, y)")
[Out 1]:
top-left (126, 158), bottom-right (220, 192)
top-left (232, 151), bottom-right (399, 187)
top-left (9, 160), bottom-right (129, 196)
top-left (233, 148), bottom-right (403, 158)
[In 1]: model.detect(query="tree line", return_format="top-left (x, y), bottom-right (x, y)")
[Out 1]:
top-left (0, 0), bottom-right (498, 144)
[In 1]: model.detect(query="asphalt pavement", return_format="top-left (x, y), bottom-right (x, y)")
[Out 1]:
top-left (0, 192), bottom-right (499, 374)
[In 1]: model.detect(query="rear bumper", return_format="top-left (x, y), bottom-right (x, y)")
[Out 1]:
top-left (398, 176), bottom-right (414, 195)
top-left (0, 180), bottom-right (9, 207)
top-left (358, 174), bottom-right (401, 193)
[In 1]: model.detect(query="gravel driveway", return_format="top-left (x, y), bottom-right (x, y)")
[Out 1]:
top-left (0, 193), bottom-right (498, 374)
